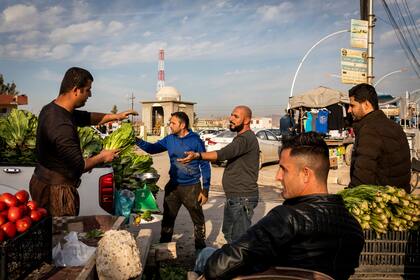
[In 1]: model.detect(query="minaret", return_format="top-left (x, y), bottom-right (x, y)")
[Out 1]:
top-left (156, 49), bottom-right (165, 92)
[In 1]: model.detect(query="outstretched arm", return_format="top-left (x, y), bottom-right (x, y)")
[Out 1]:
top-left (90, 110), bottom-right (138, 125)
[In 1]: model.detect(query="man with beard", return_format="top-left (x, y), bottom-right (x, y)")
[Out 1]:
top-left (136, 112), bottom-right (211, 253)
top-left (347, 83), bottom-right (411, 192)
top-left (179, 105), bottom-right (259, 243)
top-left (30, 67), bottom-right (137, 216)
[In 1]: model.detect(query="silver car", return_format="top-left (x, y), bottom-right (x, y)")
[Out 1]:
top-left (206, 129), bottom-right (281, 168)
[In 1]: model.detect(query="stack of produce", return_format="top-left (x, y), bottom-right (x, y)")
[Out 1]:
top-left (78, 127), bottom-right (103, 158)
top-left (339, 185), bottom-right (420, 234)
top-left (0, 190), bottom-right (48, 241)
top-left (0, 109), bottom-right (37, 164)
top-left (103, 123), bottom-right (135, 154)
top-left (112, 148), bottom-right (155, 191)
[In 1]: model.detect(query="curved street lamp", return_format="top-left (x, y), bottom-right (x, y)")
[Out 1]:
top-left (289, 29), bottom-right (349, 98)
top-left (373, 68), bottom-right (408, 87)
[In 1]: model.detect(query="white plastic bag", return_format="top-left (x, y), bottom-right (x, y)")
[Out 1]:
top-left (52, 231), bottom-right (96, 267)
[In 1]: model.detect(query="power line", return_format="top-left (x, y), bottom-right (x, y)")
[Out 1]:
top-left (381, 0), bottom-right (420, 78)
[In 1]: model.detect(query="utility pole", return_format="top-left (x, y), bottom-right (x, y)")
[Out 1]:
top-left (367, 0), bottom-right (375, 85)
top-left (129, 93), bottom-right (135, 122)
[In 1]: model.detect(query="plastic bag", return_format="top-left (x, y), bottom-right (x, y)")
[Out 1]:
top-left (115, 189), bottom-right (135, 218)
top-left (52, 231), bottom-right (96, 267)
top-left (134, 184), bottom-right (160, 212)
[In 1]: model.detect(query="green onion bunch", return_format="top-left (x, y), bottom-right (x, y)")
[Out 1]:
top-left (339, 185), bottom-right (420, 235)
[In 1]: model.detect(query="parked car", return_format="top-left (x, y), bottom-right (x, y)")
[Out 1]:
top-left (199, 129), bottom-right (225, 144)
top-left (267, 128), bottom-right (281, 140)
top-left (206, 129), bottom-right (281, 168)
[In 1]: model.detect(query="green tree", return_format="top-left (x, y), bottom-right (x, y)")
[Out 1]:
top-left (111, 105), bottom-right (118, 114)
top-left (0, 74), bottom-right (19, 95)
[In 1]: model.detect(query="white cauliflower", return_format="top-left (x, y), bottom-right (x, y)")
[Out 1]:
top-left (96, 230), bottom-right (141, 280)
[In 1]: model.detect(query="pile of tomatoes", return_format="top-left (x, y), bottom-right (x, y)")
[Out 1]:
top-left (0, 190), bottom-right (48, 242)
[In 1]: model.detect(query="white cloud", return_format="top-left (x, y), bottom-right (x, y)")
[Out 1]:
top-left (108, 21), bottom-right (124, 34)
top-left (257, 2), bottom-right (294, 22)
top-left (42, 6), bottom-right (65, 28)
top-left (50, 20), bottom-right (105, 44)
top-left (36, 68), bottom-right (63, 82)
top-left (49, 44), bottom-right (73, 59)
top-left (13, 30), bottom-right (43, 42)
top-left (143, 31), bottom-right (152, 37)
top-left (0, 4), bottom-right (39, 32)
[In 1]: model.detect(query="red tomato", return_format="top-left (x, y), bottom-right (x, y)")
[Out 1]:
top-left (38, 207), bottom-right (48, 217)
top-left (19, 205), bottom-right (28, 216)
top-left (0, 201), bottom-right (7, 211)
top-left (7, 206), bottom-right (23, 222)
top-left (16, 217), bottom-right (32, 233)
top-left (15, 190), bottom-right (29, 205)
top-left (1, 222), bottom-right (16, 239)
top-left (26, 201), bottom-right (38, 211)
top-left (0, 215), bottom-right (6, 226)
top-left (0, 193), bottom-right (18, 207)
top-left (0, 210), bottom-right (8, 219)
top-left (0, 229), bottom-right (5, 242)
top-left (30, 210), bottom-right (42, 222)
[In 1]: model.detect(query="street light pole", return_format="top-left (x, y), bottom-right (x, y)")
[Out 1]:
top-left (367, 0), bottom-right (375, 84)
top-left (289, 29), bottom-right (349, 98)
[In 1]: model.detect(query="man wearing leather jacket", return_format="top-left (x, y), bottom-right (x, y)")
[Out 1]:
top-left (197, 132), bottom-right (364, 280)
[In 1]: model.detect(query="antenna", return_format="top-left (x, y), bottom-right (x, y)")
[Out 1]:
top-left (156, 49), bottom-right (165, 92)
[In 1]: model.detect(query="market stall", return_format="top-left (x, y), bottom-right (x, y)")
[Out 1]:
top-left (289, 86), bottom-right (354, 168)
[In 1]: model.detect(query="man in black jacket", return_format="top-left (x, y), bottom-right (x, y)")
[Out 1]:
top-left (348, 83), bottom-right (411, 192)
top-left (196, 132), bottom-right (364, 280)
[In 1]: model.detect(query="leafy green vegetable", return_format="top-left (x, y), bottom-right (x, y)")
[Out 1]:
top-left (112, 148), bottom-right (154, 189)
top-left (0, 109), bottom-right (37, 164)
top-left (85, 229), bottom-right (104, 239)
top-left (103, 123), bottom-right (135, 153)
top-left (78, 126), bottom-right (103, 158)
top-left (339, 185), bottom-right (420, 235)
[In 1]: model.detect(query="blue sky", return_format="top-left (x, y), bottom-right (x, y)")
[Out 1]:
top-left (1, 0), bottom-right (419, 117)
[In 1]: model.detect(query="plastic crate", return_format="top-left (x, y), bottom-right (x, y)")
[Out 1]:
top-left (352, 229), bottom-right (420, 279)
top-left (0, 216), bottom-right (52, 280)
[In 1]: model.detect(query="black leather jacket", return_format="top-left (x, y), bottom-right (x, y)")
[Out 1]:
top-left (204, 194), bottom-right (364, 280)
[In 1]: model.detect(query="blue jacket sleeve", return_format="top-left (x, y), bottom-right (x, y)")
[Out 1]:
top-left (198, 140), bottom-right (211, 189)
top-left (136, 137), bottom-right (167, 154)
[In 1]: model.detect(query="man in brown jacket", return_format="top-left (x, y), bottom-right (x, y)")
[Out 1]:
top-left (348, 83), bottom-right (411, 192)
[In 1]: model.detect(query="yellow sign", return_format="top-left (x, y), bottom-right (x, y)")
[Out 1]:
top-left (340, 48), bottom-right (368, 84)
top-left (351, 19), bottom-right (368, 49)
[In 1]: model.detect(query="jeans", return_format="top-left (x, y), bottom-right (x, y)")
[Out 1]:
top-left (222, 196), bottom-right (258, 243)
top-left (160, 182), bottom-right (206, 249)
top-left (194, 247), bottom-right (217, 274)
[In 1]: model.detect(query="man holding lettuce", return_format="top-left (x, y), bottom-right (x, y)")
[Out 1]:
top-left (136, 112), bottom-right (211, 253)
top-left (30, 67), bottom-right (136, 217)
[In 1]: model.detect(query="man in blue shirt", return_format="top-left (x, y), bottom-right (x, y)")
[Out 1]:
top-left (136, 112), bottom-right (211, 250)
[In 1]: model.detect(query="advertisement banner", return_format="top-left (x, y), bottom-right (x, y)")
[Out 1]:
top-left (350, 19), bottom-right (368, 49)
top-left (340, 48), bottom-right (368, 84)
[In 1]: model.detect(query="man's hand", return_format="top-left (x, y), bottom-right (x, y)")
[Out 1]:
top-left (177, 151), bottom-right (199, 164)
top-left (117, 109), bottom-right (138, 120)
top-left (99, 149), bottom-right (119, 163)
top-left (197, 189), bottom-right (209, 206)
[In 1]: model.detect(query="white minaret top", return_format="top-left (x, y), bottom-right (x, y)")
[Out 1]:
top-left (156, 86), bottom-right (181, 101)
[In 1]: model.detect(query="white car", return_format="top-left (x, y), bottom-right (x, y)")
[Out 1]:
top-left (199, 129), bottom-right (225, 144)
top-left (206, 129), bottom-right (281, 168)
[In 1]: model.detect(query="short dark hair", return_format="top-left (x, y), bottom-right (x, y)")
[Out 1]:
top-left (59, 67), bottom-right (94, 95)
top-left (171, 111), bottom-right (190, 129)
top-left (348, 83), bottom-right (379, 110)
top-left (280, 132), bottom-right (330, 182)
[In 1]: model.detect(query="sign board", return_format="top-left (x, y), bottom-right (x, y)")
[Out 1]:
top-left (340, 48), bottom-right (367, 84)
top-left (350, 19), bottom-right (368, 49)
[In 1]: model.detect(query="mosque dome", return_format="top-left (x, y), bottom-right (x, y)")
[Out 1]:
top-left (156, 86), bottom-right (181, 101)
